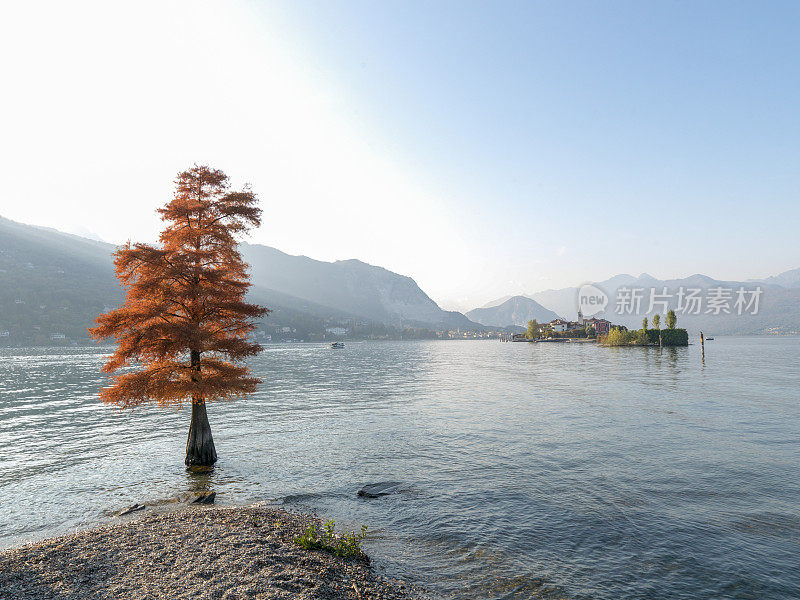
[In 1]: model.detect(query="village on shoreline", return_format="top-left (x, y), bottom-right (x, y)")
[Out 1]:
top-left (501, 310), bottom-right (690, 347)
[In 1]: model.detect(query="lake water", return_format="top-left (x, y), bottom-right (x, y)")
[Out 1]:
top-left (1, 338), bottom-right (798, 599)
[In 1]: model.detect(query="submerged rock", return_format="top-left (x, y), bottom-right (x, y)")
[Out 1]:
top-left (116, 504), bottom-right (146, 517)
top-left (357, 482), bottom-right (403, 498)
top-left (191, 492), bottom-right (216, 505)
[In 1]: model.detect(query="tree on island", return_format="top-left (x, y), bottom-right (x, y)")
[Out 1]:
top-left (89, 165), bottom-right (268, 467)
top-left (666, 309), bottom-right (677, 330)
top-left (652, 313), bottom-right (660, 330)
top-left (525, 319), bottom-right (539, 339)
top-left (642, 316), bottom-right (648, 332)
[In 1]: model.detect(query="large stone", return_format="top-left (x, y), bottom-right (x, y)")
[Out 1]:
top-left (357, 482), bottom-right (403, 498)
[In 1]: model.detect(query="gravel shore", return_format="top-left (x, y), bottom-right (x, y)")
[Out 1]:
top-left (0, 506), bottom-right (425, 600)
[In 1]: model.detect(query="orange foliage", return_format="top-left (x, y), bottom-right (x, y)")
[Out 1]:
top-left (89, 166), bottom-right (268, 409)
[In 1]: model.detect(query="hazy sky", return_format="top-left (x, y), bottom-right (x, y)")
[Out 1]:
top-left (1, 1), bottom-right (798, 311)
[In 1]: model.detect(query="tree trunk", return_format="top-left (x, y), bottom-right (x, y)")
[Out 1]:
top-left (185, 398), bottom-right (217, 466)
top-left (185, 349), bottom-right (217, 467)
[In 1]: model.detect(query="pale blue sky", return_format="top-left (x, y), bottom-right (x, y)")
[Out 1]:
top-left (1, 1), bottom-right (798, 309)
top-left (260, 1), bottom-right (800, 303)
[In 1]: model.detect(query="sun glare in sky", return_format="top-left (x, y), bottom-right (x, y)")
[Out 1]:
top-left (1, 1), bottom-right (798, 310)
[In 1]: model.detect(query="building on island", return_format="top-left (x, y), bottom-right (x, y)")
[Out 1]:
top-left (583, 317), bottom-right (611, 334)
top-left (546, 316), bottom-right (612, 334)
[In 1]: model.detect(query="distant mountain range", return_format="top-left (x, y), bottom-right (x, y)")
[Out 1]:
top-left (465, 295), bottom-right (559, 327)
top-left (2, 214), bottom-right (798, 343)
top-left (0, 216), bottom-right (483, 345)
top-left (473, 271), bottom-right (800, 335)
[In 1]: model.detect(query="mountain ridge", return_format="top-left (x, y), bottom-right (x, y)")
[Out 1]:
top-left (239, 242), bottom-right (474, 328)
top-left (466, 295), bottom-right (560, 328)
top-left (751, 267), bottom-right (800, 289)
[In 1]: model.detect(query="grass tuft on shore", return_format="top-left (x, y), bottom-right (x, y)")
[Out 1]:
top-left (295, 519), bottom-right (369, 561)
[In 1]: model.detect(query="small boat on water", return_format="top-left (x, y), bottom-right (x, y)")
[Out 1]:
top-left (330, 342), bottom-right (345, 349)
top-left (706, 337), bottom-right (715, 341)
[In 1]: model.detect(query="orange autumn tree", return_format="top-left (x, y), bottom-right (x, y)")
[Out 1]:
top-left (90, 165), bottom-right (268, 467)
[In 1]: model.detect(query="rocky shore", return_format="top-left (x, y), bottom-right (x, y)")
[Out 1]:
top-left (0, 506), bottom-right (425, 600)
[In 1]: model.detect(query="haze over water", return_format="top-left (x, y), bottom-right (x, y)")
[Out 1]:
top-left (1, 338), bottom-right (798, 599)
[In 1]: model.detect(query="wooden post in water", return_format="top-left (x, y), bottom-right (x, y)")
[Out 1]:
top-left (700, 331), bottom-right (705, 363)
